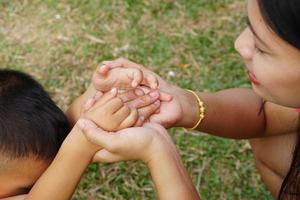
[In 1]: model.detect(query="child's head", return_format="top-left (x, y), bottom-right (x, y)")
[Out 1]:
top-left (0, 69), bottom-right (70, 197)
top-left (235, 0), bottom-right (300, 108)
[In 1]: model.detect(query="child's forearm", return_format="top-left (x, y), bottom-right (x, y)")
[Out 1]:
top-left (26, 126), bottom-right (98, 200)
top-left (1, 195), bottom-right (27, 200)
top-left (65, 84), bottom-right (97, 126)
top-left (147, 146), bottom-right (200, 200)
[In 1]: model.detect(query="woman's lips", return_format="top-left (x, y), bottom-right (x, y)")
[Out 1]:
top-left (247, 71), bottom-right (260, 85)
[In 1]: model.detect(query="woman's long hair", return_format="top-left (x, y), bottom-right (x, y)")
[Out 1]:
top-left (258, 1), bottom-right (300, 199)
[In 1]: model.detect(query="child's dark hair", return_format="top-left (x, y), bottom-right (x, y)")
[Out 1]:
top-left (0, 69), bottom-right (70, 160)
top-left (258, 0), bottom-right (300, 199)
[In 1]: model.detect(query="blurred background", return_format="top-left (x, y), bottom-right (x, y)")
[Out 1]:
top-left (0, 0), bottom-right (272, 199)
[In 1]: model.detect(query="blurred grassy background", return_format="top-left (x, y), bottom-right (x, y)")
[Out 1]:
top-left (0, 0), bottom-right (272, 199)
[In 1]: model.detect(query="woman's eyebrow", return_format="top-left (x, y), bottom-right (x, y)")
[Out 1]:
top-left (247, 19), bottom-right (270, 49)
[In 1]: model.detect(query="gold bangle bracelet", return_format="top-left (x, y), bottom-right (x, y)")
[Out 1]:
top-left (187, 90), bottom-right (205, 130)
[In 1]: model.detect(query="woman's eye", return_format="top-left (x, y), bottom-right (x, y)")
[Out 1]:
top-left (254, 45), bottom-right (264, 54)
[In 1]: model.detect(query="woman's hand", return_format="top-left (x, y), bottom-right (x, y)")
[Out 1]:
top-left (102, 58), bottom-right (199, 128)
top-left (78, 119), bottom-right (172, 164)
top-left (78, 119), bottom-right (201, 200)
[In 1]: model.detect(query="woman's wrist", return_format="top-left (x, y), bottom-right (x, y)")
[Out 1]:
top-left (174, 87), bottom-right (200, 128)
top-left (144, 135), bottom-right (200, 200)
top-left (145, 141), bottom-right (180, 172)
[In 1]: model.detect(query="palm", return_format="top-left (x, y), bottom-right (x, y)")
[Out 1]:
top-left (150, 96), bottom-right (182, 128)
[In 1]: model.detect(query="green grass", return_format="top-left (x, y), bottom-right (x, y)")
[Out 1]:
top-left (0, 0), bottom-right (272, 199)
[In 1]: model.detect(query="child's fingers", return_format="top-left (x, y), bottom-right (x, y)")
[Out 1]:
top-left (119, 109), bottom-right (139, 129)
top-left (133, 116), bottom-right (145, 127)
top-left (138, 100), bottom-right (160, 121)
top-left (126, 90), bottom-right (160, 109)
top-left (159, 91), bottom-right (173, 102)
top-left (103, 97), bottom-right (124, 114)
top-left (129, 68), bottom-right (143, 88)
top-left (93, 149), bottom-right (124, 163)
top-left (97, 64), bottom-right (110, 76)
top-left (91, 88), bottom-right (118, 108)
top-left (142, 73), bottom-right (158, 89)
top-left (118, 88), bottom-right (145, 102)
top-left (113, 105), bottom-right (131, 124)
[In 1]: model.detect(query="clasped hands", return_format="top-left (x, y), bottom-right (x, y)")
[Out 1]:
top-left (77, 58), bottom-right (186, 165)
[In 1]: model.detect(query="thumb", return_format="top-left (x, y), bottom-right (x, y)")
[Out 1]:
top-left (149, 115), bottom-right (170, 128)
top-left (93, 149), bottom-right (124, 163)
top-left (143, 122), bottom-right (166, 133)
top-left (129, 68), bottom-right (143, 88)
top-left (77, 118), bottom-right (114, 148)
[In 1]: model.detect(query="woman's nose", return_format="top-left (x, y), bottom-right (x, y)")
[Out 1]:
top-left (234, 28), bottom-right (254, 61)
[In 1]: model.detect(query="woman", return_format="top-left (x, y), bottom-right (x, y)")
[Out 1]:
top-left (80, 0), bottom-right (300, 199)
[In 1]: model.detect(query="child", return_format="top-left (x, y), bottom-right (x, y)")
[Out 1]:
top-left (0, 68), bottom-right (164, 199)
top-left (0, 70), bottom-right (159, 198)
top-left (86, 0), bottom-right (300, 198)
top-left (0, 69), bottom-right (70, 198)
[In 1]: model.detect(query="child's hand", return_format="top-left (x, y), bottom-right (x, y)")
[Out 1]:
top-left (92, 64), bottom-right (158, 92)
top-left (78, 119), bottom-right (173, 164)
top-left (82, 87), bottom-right (165, 128)
top-left (82, 88), bottom-right (139, 132)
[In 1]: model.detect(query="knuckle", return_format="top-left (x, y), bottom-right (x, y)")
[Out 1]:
top-left (140, 95), bottom-right (151, 104)
top-left (128, 110), bottom-right (139, 126)
top-left (85, 129), bottom-right (97, 143)
top-left (107, 122), bottom-right (119, 132)
top-left (124, 106), bottom-right (131, 116)
top-left (106, 141), bottom-right (118, 152)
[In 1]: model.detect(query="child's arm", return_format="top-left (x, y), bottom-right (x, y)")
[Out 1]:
top-left (1, 195), bottom-right (27, 200)
top-left (26, 91), bottom-right (136, 200)
top-left (79, 120), bottom-right (200, 200)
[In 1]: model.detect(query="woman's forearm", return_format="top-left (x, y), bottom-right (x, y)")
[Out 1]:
top-left (178, 88), bottom-right (266, 139)
top-left (147, 146), bottom-right (200, 200)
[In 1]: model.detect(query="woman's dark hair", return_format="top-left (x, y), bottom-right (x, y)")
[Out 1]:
top-left (0, 69), bottom-right (70, 160)
top-left (258, 1), bottom-right (300, 199)
top-left (258, 0), bottom-right (300, 50)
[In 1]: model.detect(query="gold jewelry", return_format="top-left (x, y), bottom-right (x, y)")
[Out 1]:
top-left (187, 90), bottom-right (205, 130)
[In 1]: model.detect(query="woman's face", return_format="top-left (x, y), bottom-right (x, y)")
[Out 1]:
top-left (235, 0), bottom-right (300, 108)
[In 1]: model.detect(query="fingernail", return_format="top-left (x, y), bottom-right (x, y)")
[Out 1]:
top-left (140, 116), bottom-right (145, 121)
top-left (94, 91), bottom-right (103, 100)
top-left (98, 64), bottom-right (106, 69)
top-left (103, 61), bottom-right (113, 67)
top-left (154, 100), bottom-right (160, 106)
top-left (110, 88), bottom-right (117, 94)
top-left (132, 80), bottom-right (138, 88)
top-left (149, 91), bottom-right (159, 98)
top-left (135, 89), bottom-right (144, 96)
top-left (78, 119), bottom-right (86, 129)
top-left (151, 83), bottom-right (158, 89)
